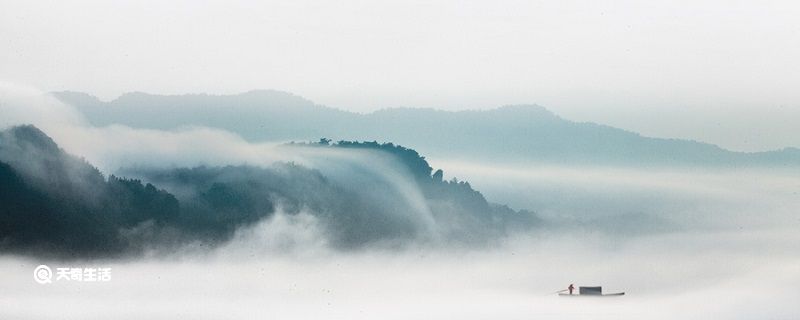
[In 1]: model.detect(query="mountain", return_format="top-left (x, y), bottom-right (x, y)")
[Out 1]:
top-left (52, 90), bottom-right (355, 142)
top-left (0, 125), bottom-right (537, 258)
top-left (53, 90), bottom-right (800, 166)
top-left (0, 125), bottom-right (180, 257)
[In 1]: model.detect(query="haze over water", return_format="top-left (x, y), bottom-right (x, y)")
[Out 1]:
top-left (2, 1), bottom-right (799, 318)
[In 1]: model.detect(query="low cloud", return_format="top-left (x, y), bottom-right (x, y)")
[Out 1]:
top-left (434, 160), bottom-right (800, 233)
top-left (2, 83), bottom-right (799, 319)
top-left (0, 81), bottom-right (85, 131)
top-left (1, 83), bottom-right (534, 257)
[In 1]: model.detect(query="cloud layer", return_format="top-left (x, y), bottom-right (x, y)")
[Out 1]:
top-left (1, 83), bottom-right (798, 319)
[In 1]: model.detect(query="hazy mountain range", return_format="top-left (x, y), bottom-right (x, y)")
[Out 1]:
top-left (53, 90), bottom-right (800, 166)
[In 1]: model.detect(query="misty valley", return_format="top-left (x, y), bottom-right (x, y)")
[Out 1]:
top-left (1, 90), bottom-right (798, 319)
top-left (4, 2), bottom-right (800, 318)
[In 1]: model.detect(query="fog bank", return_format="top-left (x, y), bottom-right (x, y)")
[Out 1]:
top-left (2, 227), bottom-right (798, 319)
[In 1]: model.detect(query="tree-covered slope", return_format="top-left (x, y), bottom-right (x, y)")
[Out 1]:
top-left (0, 125), bottom-right (179, 257)
top-left (0, 125), bottom-right (537, 258)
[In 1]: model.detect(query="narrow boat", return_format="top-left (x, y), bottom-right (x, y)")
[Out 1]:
top-left (558, 286), bottom-right (625, 297)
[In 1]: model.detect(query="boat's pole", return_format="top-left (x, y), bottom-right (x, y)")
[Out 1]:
top-left (550, 289), bottom-right (568, 295)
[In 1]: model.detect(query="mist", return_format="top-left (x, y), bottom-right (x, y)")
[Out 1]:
top-left (3, 0), bottom-right (799, 316)
top-left (1, 85), bottom-right (536, 257)
top-left (3, 147), bottom-right (798, 318)
top-left (2, 207), bottom-right (798, 319)
top-left (434, 160), bottom-right (800, 232)
top-left (2, 85), bottom-right (799, 318)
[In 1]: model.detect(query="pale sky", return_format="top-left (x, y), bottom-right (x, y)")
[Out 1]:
top-left (2, 0), bottom-right (799, 151)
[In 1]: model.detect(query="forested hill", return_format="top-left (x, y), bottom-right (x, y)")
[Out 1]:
top-left (0, 125), bottom-right (537, 258)
top-left (0, 125), bottom-right (179, 257)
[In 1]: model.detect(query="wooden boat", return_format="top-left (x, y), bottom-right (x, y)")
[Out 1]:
top-left (558, 286), bottom-right (624, 297)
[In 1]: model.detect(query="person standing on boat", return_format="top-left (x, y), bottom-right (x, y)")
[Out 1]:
top-left (568, 284), bottom-right (575, 295)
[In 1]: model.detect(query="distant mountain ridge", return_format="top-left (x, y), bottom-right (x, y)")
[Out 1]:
top-left (52, 90), bottom-right (800, 166)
